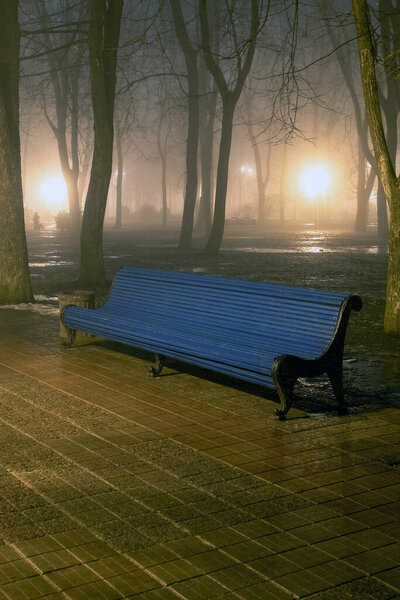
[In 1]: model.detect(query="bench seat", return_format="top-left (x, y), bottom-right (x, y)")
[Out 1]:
top-left (61, 267), bottom-right (362, 419)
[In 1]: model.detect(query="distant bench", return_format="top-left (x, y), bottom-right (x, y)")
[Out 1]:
top-left (60, 266), bottom-right (362, 419)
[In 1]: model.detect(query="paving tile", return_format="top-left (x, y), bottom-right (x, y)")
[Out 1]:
top-left (170, 574), bottom-right (229, 599)
top-left (68, 541), bottom-right (118, 562)
top-left (289, 523), bottom-right (335, 545)
top-left (310, 559), bottom-right (365, 585)
top-left (224, 540), bottom-right (272, 562)
top-left (162, 537), bottom-right (210, 558)
top-left (199, 527), bottom-right (249, 547)
top-left (345, 548), bottom-right (399, 574)
top-left (0, 546), bottom-right (23, 564)
top-left (127, 545), bottom-right (180, 568)
top-left (30, 548), bottom-right (82, 573)
top-left (322, 516), bottom-right (367, 536)
top-left (146, 558), bottom-right (205, 584)
top-left (50, 529), bottom-right (99, 548)
top-left (351, 507), bottom-right (395, 527)
top-left (188, 550), bottom-right (237, 572)
top-left (65, 579), bottom-right (123, 599)
top-left (91, 555), bottom-right (139, 578)
top-left (248, 554), bottom-right (299, 578)
top-left (314, 536), bottom-right (367, 559)
top-left (231, 520), bottom-right (279, 540)
top-left (107, 570), bottom-right (162, 595)
top-left (375, 566), bottom-right (400, 590)
top-left (233, 580), bottom-right (294, 599)
top-left (209, 564), bottom-right (265, 590)
top-left (0, 559), bottom-right (38, 585)
top-left (132, 588), bottom-right (182, 599)
top-left (258, 531), bottom-right (306, 553)
top-left (281, 545), bottom-right (332, 569)
top-left (274, 568), bottom-right (331, 596)
top-left (45, 564), bottom-right (101, 589)
top-left (0, 575), bottom-right (57, 599)
top-left (345, 528), bottom-right (398, 550)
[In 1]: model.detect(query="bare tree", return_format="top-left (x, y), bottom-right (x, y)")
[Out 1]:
top-left (79, 0), bottom-right (123, 288)
top-left (156, 94), bottom-right (172, 226)
top-left (0, 0), bottom-right (33, 304)
top-left (169, 0), bottom-right (200, 249)
top-left (199, 0), bottom-right (261, 254)
top-left (241, 88), bottom-right (272, 227)
top-left (32, 0), bottom-right (88, 233)
top-left (196, 2), bottom-right (219, 238)
top-left (352, 0), bottom-right (400, 334)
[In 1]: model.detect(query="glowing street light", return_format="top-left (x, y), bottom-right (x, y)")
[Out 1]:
top-left (40, 175), bottom-right (68, 212)
top-left (299, 165), bottom-right (331, 199)
top-left (241, 165), bottom-right (253, 175)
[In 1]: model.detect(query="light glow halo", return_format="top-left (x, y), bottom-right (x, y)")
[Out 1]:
top-left (299, 165), bottom-right (331, 198)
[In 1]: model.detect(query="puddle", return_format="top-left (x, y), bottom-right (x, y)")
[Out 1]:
top-left (29, 261), bottom-right (74, 267)
top-left (189, 267), bottom-right (209, 273)
top-left (225, 245), bottom-right (386, 255)
top-left (226, 247), bottom-right (331, 254)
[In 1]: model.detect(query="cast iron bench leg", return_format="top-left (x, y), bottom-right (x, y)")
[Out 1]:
top-left (62, 325), bottom-right (76, 347)
top-left (149, 354), bottom-right (165, 377)
top-left (272, 356), bottom-right (298, 420)
top-left (327, 366), bottom-right (347, 414)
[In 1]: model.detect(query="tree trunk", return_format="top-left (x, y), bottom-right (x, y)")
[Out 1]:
top-left (200, 0), bottom-right (260, 254)
top-left (79, 0), bottom-right (123, 288)
top-left (156, 100), bottom-right (169, 227)
top-left (386, 197), bottom-right (400, 332)
top-left (170, 0), bottom-right (199, 250)
top-left (354, 136), bottom-right (375, 232)
top-left (377, 182), bottom-right (389, 239)
top-left (115, 117), bottom-right (123, 229)
top-left (352, 0), bottom-right (400, 334)
top-left (177, 66), bottom-right (199, 249)
top-left (279, 144), bottom-right (287, 228)
top-left (0, 0), bottom-right (33, 304)
top-left (196, 92), bottom-right (216, 237)
top-left (204, 101), bottom-right (235, 254)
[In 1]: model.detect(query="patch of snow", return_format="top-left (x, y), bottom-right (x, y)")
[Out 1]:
top-left (34, 294), bottom-right (58, 302)
top-left (0, 303), bottom-right (59, 317)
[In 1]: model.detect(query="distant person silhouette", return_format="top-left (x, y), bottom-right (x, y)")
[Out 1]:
top-left (33, 212), bottom-right (42, 231)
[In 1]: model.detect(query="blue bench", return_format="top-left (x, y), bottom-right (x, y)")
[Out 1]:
top-left (60, 266), bottom-right (362, 419)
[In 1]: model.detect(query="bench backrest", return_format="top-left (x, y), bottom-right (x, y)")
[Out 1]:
top-left (99, 266), bottom-right (352, 361)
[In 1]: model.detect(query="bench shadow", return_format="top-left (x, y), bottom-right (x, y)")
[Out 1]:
top-left (84, 340), bottom-right (394, 418)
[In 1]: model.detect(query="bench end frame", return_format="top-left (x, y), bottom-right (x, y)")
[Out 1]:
top-left (60, 305), bottom-right (76, 347)
top-left (272, 294), bottom-right (362, 419)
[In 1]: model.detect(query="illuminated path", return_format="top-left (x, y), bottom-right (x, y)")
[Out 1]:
top-left (0, 307), bottom-right (399, 598)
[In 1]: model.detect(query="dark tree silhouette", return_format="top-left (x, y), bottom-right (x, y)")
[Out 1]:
top-left (169, 0), bottom-right (200, 250)
top-left (352, 0), bottom-right (400, 334)
top-left (79, 0), bottom-right (123, 288)
top-left (200, 0), bottom-right (260, 254)
top-left (0, 0), bottom-right (33, 304)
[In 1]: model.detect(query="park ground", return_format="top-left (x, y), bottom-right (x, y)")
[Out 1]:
top-left (0, 226), bottom-right (399, 598)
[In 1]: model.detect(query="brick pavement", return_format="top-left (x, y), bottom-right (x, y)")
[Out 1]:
top-left (0, 307), bottom-right (399, 599)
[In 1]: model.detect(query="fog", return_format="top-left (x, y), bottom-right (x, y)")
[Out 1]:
top-left (18, 0), bottom-right (383, 236)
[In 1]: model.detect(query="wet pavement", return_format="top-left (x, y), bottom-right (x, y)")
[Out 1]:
top-left (0, 306), bottom-right (399, 599)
